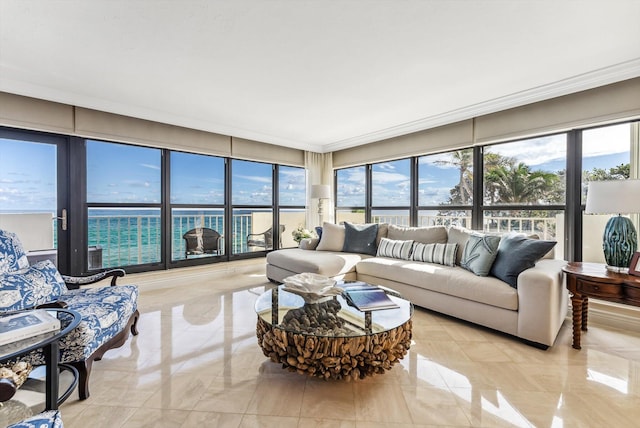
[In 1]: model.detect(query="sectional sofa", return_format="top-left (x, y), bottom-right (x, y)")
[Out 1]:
top-left (266, 222), bottom-right (568, 348)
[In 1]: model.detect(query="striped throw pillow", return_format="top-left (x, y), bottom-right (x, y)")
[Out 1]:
top-left (411, 242), bottom-right (458, 267)
top-left (376, 238), bottom-right (414, 260)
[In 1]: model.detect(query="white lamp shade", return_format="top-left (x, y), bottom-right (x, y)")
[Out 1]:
top-left (310, 184), bottom-right (331, 199)
top-left (585, 179), bottom-right (640, 214)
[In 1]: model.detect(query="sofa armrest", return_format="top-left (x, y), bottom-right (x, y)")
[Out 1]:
top-left (299, 238), bottom-right (320, 250)
top-left (516, 259), bottom-right (568, 346)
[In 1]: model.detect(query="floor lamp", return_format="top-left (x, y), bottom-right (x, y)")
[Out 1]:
top-left (585, 179), bottom-right (640, 272)
top-left (310, 184), bottom-right (331, 225)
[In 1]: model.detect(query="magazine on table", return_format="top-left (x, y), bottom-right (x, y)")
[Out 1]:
top-left (340, 283), bottom-right (400, 311)
top-left (0, 310), bottom-right (61, 346)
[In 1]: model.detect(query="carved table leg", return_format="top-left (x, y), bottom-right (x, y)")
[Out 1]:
top-left (581, 297), bottom-right (588, 331)
top-left (571, 294), bottom-right (583, 349)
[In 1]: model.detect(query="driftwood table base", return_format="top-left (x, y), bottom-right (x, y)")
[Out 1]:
top-left (256, 316), bottom-right (412, 380)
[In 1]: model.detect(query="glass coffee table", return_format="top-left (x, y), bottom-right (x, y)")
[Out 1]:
top-left (255, 282), bottom-right (413, 380)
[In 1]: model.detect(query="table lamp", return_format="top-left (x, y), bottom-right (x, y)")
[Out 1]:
top-left (310, 184), bottom-right (331, 224)
top-left (585, 179), bottom-right (640, 272)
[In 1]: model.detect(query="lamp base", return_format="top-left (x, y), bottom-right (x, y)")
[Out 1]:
top-left (603, 215), bottom-right (637, 271)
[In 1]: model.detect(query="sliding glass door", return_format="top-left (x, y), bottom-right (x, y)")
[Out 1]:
top-left (0, 129), bottom-right (69, 271)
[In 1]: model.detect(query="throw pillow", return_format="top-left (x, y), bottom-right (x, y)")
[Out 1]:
top-left (377, 238), bottom-right (414, 260)
top-left (460, 233), bottom-right (501, 276)
top-left (447, 226), bottom-right (472, 265)
top-left (315, 222), bottom-right (346, 252)
top-left (315, 226), bottom-right (323, 239)
top-left (342, 222), bottom-right (379, 255)
top-left (411, 242), bottom-right (458, 267)
top-left (490, 233), bottom-right (557, 288)
top-left (0, 260), bottom-right (67, 312)
top-left (0, 229), bottom-right (30, 274)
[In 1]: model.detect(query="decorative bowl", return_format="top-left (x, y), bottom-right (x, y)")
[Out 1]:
top-left (282, 273), bottom-right (341, 303)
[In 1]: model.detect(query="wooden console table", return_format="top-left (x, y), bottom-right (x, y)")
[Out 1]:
top-left (562, 262), bottom-right (640, 349)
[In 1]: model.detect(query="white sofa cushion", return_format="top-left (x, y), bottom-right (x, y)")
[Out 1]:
top-left (355, 257), bottom-right (518, 310)
top-left (266, 248), bottom-right (369, 278)
top-left (387, 224), bottom-right (448, 244)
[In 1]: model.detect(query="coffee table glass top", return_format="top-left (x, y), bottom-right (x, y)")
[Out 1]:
top-left (255, 282), bottom-right (413, 338)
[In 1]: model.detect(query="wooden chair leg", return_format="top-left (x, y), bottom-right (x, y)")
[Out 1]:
top-left (68, 360), bottom-right (93, 400)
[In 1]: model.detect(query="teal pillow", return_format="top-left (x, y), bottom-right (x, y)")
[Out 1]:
top-left (490, 233), bottom-right (557, 288)
top-left (460, 234), bottom-right (501, 276)
top-left (342, 222), bottom-right (379, 256)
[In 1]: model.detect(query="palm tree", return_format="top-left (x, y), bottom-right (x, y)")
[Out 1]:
top-left (485, 162), bottom-right (561, 204)
top-left (436, 149), bottom-right (473, 204)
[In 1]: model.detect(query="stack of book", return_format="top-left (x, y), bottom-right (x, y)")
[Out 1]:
top-left (340, 282), bottom-right (399, 311)
top-left (0, 310), bottom-right (61, 346)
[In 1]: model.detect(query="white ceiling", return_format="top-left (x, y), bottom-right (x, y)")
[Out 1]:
top-left (1, 1), bottom-right (639, 153)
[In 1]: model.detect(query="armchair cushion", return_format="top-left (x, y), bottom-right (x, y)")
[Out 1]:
top-left (0, 230), bottom-right (29, 274)
top-left (0, 261), bottom-right (67, 312)
top-left (59, 285), bottom-right (138, 362)
top-left (23, 284), bottom-right (138, 364)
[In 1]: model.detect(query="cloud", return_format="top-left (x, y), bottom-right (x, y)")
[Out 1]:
top-left (583, 123), bottom-right (630, 157)
top-left (140, 163), bottom-right (161, 170)
top-left (373, 171), bottom-right (410, 184)
top-left (487, 135), bottom-right (566, 166)
top-left (235, 174), bottom-right (272, 184)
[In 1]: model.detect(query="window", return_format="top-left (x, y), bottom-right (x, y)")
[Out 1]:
top-left (482, 135), bottom-right (566, 249)
top-left (0, 133), bottom-right (60, 266)
top-left (371, 159), bottom-right (410, 226)
top-left (582, 122), bottom-right (635, 263)
top-left (170, 152), bottom-right (226, 260)
top-left (336, 166), bottom-right (366, 224)
top-left (279, 166), bottom-right (306, 248)
top-left (418, 149), bottom-right (473, 227)
top-left (86, 140), bottom-right (162, 268)
top-left (232, 160), bottom-right (274, 253)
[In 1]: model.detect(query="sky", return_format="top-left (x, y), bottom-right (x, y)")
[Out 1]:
top-left (0, 123), bottom-right (633, 212)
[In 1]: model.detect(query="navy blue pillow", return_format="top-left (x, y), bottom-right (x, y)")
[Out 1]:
top-left (490, 233), bottom-right (557, 288)
top-left (342, 222), bottom-right (379, 256)
top-left (315, 226), bottom-right (323, 239)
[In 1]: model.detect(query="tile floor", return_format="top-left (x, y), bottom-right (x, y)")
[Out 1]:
top-left (57, 260), bottom-right (640, 428)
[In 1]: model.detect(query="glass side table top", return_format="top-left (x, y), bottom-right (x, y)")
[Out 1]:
top-left (1, 309), bottom-right (81, 362)
top-left (255, 283), bottom-right (413, 337)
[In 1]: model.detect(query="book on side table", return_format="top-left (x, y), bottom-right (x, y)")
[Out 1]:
top-left (0, 310), bottom-right (61, 346)
top-left (339, 282), bottom-right (400, 311)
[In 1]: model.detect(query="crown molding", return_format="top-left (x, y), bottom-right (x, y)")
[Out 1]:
top-left (323, 58), bottom-right (640, 153)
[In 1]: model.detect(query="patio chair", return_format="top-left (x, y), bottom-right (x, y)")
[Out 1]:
top-left (182, 227), bottom-right (223, 257)
top-left (0, 229), bottom-right (139, 400)
top-left (247, 224), bottom-right (285, 250)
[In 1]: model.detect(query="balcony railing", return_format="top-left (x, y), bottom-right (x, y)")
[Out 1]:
top-left (89, 213), bottom-right (255, 267)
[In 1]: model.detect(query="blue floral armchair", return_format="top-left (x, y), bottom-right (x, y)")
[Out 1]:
top-left (0, 229), bottom-right (139, 400)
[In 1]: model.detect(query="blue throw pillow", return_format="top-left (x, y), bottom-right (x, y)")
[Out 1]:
top-left (0, 260), bottom-right (67, 313)
top-left (342, 222), bottom-right (379, 256)
top-left (460, 233), bottom-right (501, 276)
top-left (490, 233), bottom-right (557, 288)
top-left (315, 226), bottom-right (323, 239)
